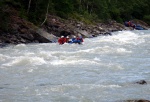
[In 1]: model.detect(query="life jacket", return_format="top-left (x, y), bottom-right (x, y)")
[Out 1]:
top-left (124, 22), bottom-right (129, 27)
top-left (128, 21), bottom-right (131, 26)
top-left (58, 38), bottom-right (65, 44)
top-left (77, 37), bottom-right (83, 42)
top-left (64, 37), bottom-right (70, 43)
top-left (72, 38), bottom-right (76, 42)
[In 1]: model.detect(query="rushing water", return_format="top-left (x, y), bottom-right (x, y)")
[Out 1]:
top-left (0, 30), bottom-right (150, 102)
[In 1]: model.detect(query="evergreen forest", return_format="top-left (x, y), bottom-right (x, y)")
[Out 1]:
top-left (0, 0), bottom-right (150, 30)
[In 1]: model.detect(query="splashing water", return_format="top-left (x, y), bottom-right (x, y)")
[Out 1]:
top-left (0, 30), bottom-right (150, 102)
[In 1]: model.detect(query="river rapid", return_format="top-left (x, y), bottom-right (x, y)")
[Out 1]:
top-left (0, 30), bottom-right (150, 102)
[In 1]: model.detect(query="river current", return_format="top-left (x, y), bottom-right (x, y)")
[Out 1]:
top-left (0, 30), bottom-right (150, 102)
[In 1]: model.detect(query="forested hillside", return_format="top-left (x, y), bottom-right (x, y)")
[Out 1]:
top-left (0, 0), bottom-right (150, 31)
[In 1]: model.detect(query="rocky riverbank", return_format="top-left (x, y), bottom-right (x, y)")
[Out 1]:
top-left (0, 8), bottom-right (150, 46)
top-left (121, 99), bottom-right (150, 102)
top-left (1, 9), bottom-right (150, 102)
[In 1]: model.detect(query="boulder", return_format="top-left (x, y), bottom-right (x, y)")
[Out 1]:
top-left (123, 99), bottom-right (150, 102)
top-left (135, 80), bottom-right (147, 85)
top-left (36, 28), bottom-right (58, 43)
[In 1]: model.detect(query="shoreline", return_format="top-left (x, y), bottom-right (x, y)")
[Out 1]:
top-left (0, 13), bottom-right (150, 45)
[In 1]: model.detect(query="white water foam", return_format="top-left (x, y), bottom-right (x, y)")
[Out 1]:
top-left (2, 56), bottom-right (46, 67)
top-left (0, 30), bottom-right (150, 102)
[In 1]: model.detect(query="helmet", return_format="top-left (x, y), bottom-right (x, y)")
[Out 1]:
top-left (67, 36), bottom-right (69, 38)
top-left (61, 36), bottom-right (64, 38)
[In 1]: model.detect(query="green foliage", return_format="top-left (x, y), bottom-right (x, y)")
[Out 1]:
top-left (0, 0), bottom-right (150, 28)
top-left (19, 6), bottom-right (28, 20)
top-left (0, 11), bottom-right (10, 31)
top-left (0, 1), bottom-right (10, 31)
top-left (143, 15), bottom-right (150, 25)
top-left (70, 12), bottom-right (99, 24)
top-left (3, 0), bottom-right (21, 8)
top-left (56, 11), bottom-right (68, 19)
top-left (110, 8), bottom-right (120, 20)
top-left (52, 0), bottom-right (74, 18)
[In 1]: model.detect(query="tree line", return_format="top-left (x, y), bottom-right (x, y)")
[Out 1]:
top-left (0, 0), bottom-right (150, 30)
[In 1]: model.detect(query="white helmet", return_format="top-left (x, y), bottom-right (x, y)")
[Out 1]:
top-left (61, 36), bottom-right (64, 38)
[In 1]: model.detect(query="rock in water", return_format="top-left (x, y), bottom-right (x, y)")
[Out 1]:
top-left (135, 80), bottom-right (147, 85)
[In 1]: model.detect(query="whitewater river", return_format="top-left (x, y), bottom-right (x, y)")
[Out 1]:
top-left (0, 30), bottom-right (150, 102)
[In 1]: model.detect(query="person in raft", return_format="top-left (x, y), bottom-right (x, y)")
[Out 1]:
top-left (125, 21), bottom-right (136, 29)
top-left (58, 36), bottom-right (65, 45)
top-left (58, 35), bottom-right (83, 45)
top-left (71, 36), bottom-right (83, 44)
top-left (76, 35), bottom-right (84, 44)
top-left (65, 36), bottom-right (72, 43)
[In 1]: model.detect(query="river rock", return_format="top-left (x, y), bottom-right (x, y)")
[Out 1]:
top-left (123, 99), bottom-right (150, 102)
top-left (0, 8), bottom-right (150, 45)
top-left (135, 80), bottom-right (147, 85)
